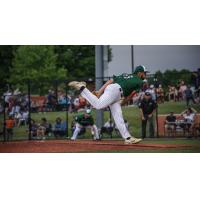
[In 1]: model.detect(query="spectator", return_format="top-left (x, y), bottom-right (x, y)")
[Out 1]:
top-left (29, 119), bottom-right (38, 138)
top-left (146, 85), bottom-right (156, 101)
top-left (168, 85), bottom-right (177, 101)
top-left (156, 84), bottom-right (164, 103)
top-left (71, 109), bottom-right (100, 140)
top-left (165, 112), bottom-right (177, 134)
top-left (185, 85), bottom-right (196, 107)
top-left (14, 112), bottom-right (22, 126)
top-left (180, 108), bottom-right (196, 137)
top-left (178, 80), bottom-right (187, 101)
top-left (5, 116), bottom-right (15, 141)
top-left (36, 124), bottom-right (46, 140)
top-left (57, 94), bottom-right (67, 111)
top-left (47, 90), bottom-right (57, 111)
top-left (66, 95), bottom-right (72, 112)
top-left (4, 90), bottom-right (12, 112)
top-left (17, 110), bottom-right (29, 127)
top-left (9, 103), bottom-right (20, 116)
top-left (181, 107), bottom-right (196, 122)
top-left (31, 100), bottom-right (39, 113)
top-left (139, 92), bottom-right (157, 138)
top-left (142, 80), bottom-right (148, 92)
top-left (36, 118), bottom-right (52, 139)
top-left (53, 117), bottom-right (67, 138)
top-left (40, 118), bottom-right (52, 136)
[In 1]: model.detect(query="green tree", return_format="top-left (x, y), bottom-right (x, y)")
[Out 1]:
top-left (55, 45), bottom-right (95, 79)
top-left (0, 46), bottom-right (17, 94)
top-left (9, 45), bottom-right (66, 94)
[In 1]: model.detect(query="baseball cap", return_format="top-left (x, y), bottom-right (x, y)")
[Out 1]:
top-left (134, 65), bottom-right (149, 74)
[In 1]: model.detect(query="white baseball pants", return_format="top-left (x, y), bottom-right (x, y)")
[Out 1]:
top-left (81, 83), bottom-right (131, 139)
top-left (71, 123), bottom-right (99, 140)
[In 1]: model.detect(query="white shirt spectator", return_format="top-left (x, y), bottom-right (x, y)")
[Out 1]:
top-left (4, 91), bottom-right (12, 103)
top-left (22, 111), bottom-right (29, 120)
top-left (10, 105), bottom-right (20, 116)
top-left (183, 113), bottom-right (195, 123)
top-left (146, 86), bottom-right (156, 101)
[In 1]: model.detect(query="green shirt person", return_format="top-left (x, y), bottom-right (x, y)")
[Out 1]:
top-left (113, 73), bottom-right (144, 97)
top-left (75, 113), bottom-right (94, 126)
top-left (71, 109), bottom-right (99, 140)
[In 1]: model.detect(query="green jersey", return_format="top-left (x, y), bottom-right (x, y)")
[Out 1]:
top-left (75, 114), bottom-right (94, 126)
top-left (113, 74), bottom-right (143, 97)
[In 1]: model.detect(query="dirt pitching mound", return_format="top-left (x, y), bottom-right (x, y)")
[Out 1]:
top-left (0, 139), bottom-right (192, 153)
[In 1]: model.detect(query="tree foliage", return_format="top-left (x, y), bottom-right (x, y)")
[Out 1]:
top-left (2, 45), bottom-right (95, 94)
top-left (154, 69), bottom-right (193, 89)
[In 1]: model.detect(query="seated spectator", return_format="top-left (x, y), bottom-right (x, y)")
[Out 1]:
top-left (100, 119), bottom-right (114, 138)
top-left (17, 110), bottom-right (29, 127)
top-left (180, 107), bottom-right (196, 136)
top-left (40, 118), bottom-right (52, 136)
top-left (181, 108), bottom-right (196, 123)
top-left (53, 117), bottom-right (67, 138)
top-left (5, 116), bottom-right (15, 141)
top-left (185, 85), bottom-right (196, 107)
top-left (29, 119), bottom-right (38, 138)
top-left (165, 112), bottom-right (177, 135)
top-left (36, 124), bottom-right (46, 140)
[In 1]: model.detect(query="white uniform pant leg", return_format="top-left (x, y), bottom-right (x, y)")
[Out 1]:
top-left (71, 124), bottom-right (81, 140)
top-left (91, 125), bottom-right (99, 139)
top-left (80, 84), bottom-right (121, 110)
top-left (109, 102), bottom-right (131, 139)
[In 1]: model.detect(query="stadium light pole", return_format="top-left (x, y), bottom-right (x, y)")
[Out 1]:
top-left (95, 45), bottom-right (104, 129)
top-left (131, 45), bottom-right (134, 73)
